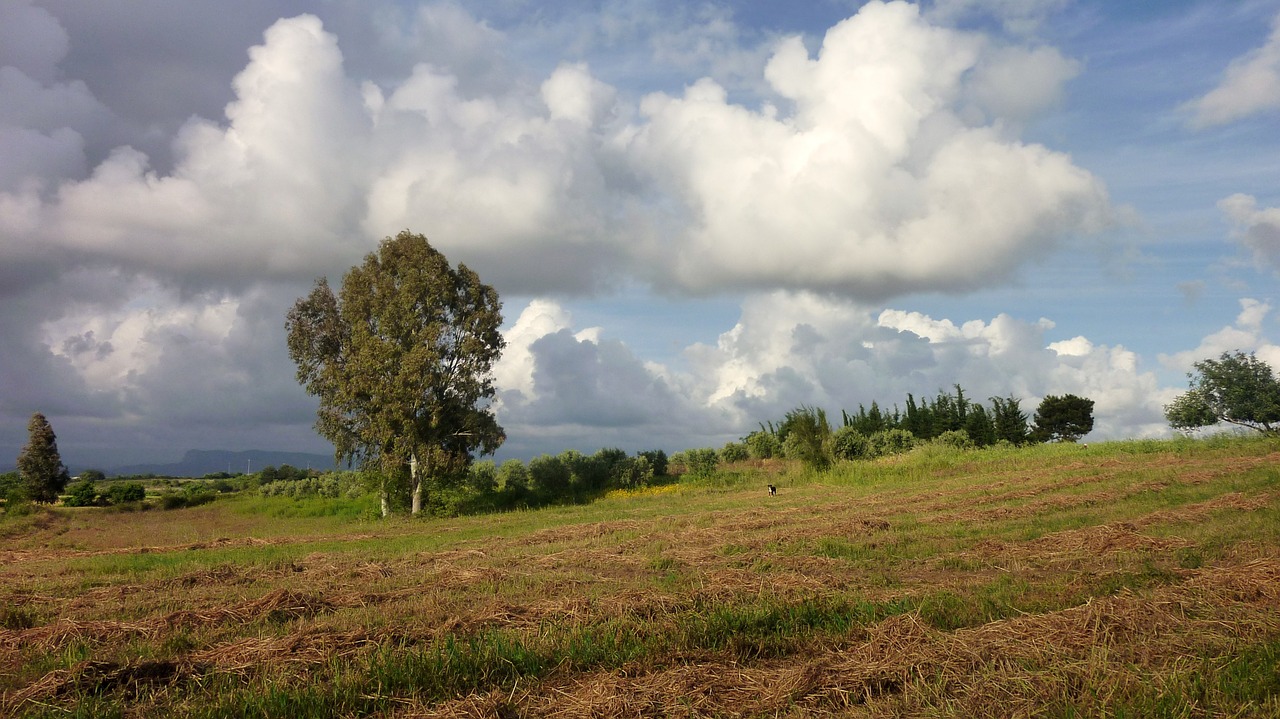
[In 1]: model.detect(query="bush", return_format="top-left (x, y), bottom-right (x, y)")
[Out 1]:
top-left (259, 472), bottom-right (363, 500)
top-left (104, 482), bottom-right (146, 504)
top-left (934, 429), bottom-right (973, 450)
top-left (496, 460), bottom-right (530, 498)
top-left (718, 442), bottom-right (749, 463)
top-left (831, 427), bottom-right (871, 461)
top-left (682, 448), bottom-right (719, 479)
top-left (610, 456), bottom-right (654, 490)
top-left (780, 406), bottom-right (833, 471)
top-left (869, 429), bottom-right (916, 458)
top-left (528, 455), bottom-right (571, 500)
top-left (744, 430), bottom-right (780, 459)
top-left (637, 450), bottom-right (669, 478)
top-left (468, 461), bottom-right (498, 495)
top-left (63, 480), bottom-right (99, 507)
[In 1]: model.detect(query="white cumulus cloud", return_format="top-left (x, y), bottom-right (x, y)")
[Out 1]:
top-left (1185, 11), bottom-right (1280, 127)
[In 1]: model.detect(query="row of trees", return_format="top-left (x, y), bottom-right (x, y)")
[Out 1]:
top-left (731, 389), bottom-right (1096, 471)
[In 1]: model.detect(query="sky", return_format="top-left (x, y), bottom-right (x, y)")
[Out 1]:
top-left (2, 0), bottom-right (1279, 470)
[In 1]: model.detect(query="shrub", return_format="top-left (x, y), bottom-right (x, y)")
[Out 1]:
top-left (744, 430), bottom-right (780, 459)
top-left (637, 450), bottom-right (668, 478)
top-left (63, 480), bottom-right (99, 507)
top-left (683, 448), bottom-right (719, 479)
top-left (528, 455), bottom-right (571, 500)
top-left (468, 461), bottom-right (498, 495)
top-left (104, 482), bottom-right (146, 504)
top-left (780, 406), bottom-right (832, 471)
top-left (934, 429), bottom-right (973, 450)
top-left (868, 429), bottom-right (916, 458)
top-left (496, 460), bottom-right (530, 498)
top-left (610, 456), bottom-right (654, 490)
top-left (831, 427), bottom-right (871, 461)
top-left (718, 442), bottom-right (749, 463)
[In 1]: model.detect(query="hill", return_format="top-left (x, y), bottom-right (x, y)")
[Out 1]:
top-left (1, 435), bottom-right (1278, 717)
top-left (107, 448), bottom-right (338, 477)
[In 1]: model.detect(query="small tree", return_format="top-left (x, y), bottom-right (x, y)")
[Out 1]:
top-left (1165, 351), bottom-right (1280, 434)
top-left (1032, 394), bottom-right (1095, 443)
top-left (990, 396), bottom-right (1029, 445)
top-left (17, 413), bottom-right (70, 504)
top-left (780, 405), bottom-right (832, 471)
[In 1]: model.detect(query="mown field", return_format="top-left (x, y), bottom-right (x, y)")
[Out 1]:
top-left (2, 436), bottom-right (1279, 718)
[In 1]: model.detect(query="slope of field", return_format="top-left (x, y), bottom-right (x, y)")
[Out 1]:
top-left (2, 437), bottom-right (1278, 717)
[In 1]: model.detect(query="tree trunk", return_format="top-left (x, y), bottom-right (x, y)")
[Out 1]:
top-left (410, 452), bottom-right (422, 515)
top-left (380, 489), bottom-right (389, 518)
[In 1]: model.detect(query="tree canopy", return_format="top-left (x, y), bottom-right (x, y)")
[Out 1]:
top-left (1032, 394), bottom-right (1095, 443)
top-left (17, 412), bottom-right (70, 503)
top-left (1165, 351), bottom-right (1280, 434)
top-left (286, 231), bottom-right (506, 516)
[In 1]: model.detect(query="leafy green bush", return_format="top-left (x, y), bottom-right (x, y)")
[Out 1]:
top-left (637, 450), bottom-right (668, 477)
top-left (780, 406), bottom-right (832, 471)
top-left (104, 482), bottom-right (146, 504)
top-left (744, 430), bottom-right (779, 459)
top-left (868, 429), bottom-right (916, 457)
top-left (933, 429), bottom-right (973, 450)
top-left (682, 448), bottom-right (719, 479)
top-left (62, 480), bottom-right (99, 507)
top-left (830, 427), bottom-right (871, 461)
top-left (259, 472), bottom-right (363, 500)
top-left (718, 442), bottom-right (749, 463)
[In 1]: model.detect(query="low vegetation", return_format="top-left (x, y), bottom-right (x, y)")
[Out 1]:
top-left (2, 433), bottom-right (1278, 717)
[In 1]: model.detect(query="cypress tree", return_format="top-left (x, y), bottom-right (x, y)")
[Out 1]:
top-left (17, 413), bottom-right (70, 503)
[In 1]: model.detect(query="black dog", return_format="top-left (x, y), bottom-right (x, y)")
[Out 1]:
top-left (768, 484), bottom-right (776, 495)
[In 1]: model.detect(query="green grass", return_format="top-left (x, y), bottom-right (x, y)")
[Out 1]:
top-left (5, 433), bottom-right (1280, 718)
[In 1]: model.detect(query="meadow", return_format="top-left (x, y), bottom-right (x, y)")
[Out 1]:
top-left (2, 435), bottom-right (1278, 717)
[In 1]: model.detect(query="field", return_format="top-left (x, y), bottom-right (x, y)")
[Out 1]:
top-left (2, 436), bottom-right (1279, 717)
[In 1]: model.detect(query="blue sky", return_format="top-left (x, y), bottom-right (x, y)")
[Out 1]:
top-left (1, 0), bottom-right (1278, 469)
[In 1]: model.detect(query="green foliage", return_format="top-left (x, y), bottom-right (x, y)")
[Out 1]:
top-left (830, 426), bottom-right (871, 461)
top-left (496, 460), bottom-right (530, 499)
top-left (79, 468), bottom-right (107, 483)
top-left (258, 464), bottom-right (314, 483)
top-left (104, 482), bottom-right (146, 505)
top-left (637, 449), bottom-right (668, 478)
top-left (933, 429), bottom-right (973, 450)
top-left (681, 448), bottom-right (719, 479)
top-left (468, 461), bottom-right (498, 495)
top-left (259, 472), bottom-right (364, 500)
top-left (17, 412), bottom-right (70, 503)
top-left (780, 405), bottom-right (832, 471)
top-left (158, 483), bottom-right (217, 510)
top-left (1165, 351), bottom-right (1280, 434)
top-left (868, 428), bottom-right (916, 457)
top-left (718, 441), bottom-right (749, 463)
top-left (743, 430), bottom-right (780, 459)
top-left (528, 455), bottom-right (571, 501)
top-left (1032, 394), bottom-right (1096, 443)
top-left (63, 479), bottom-right (99, 507)
top-left (990, 395), bottom-right (1030, 445)
top-left (286, 230), bottom-right (506, 516)
top-left (608, 456), bottom-right (654, 490)
top-left (964, 404), bottom-right (997, 446)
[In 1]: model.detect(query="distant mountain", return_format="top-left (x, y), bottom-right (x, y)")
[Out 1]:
top-left (108, 449), bottom-right (339, 478)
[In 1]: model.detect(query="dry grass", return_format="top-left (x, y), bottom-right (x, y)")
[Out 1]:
top-left (2, 438), bottom-right (1278, 717)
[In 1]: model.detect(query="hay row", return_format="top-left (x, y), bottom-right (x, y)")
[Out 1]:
top-left (407, 559), bottom-right (1280, 719)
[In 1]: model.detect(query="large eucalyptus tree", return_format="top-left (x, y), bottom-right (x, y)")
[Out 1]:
top-left (286, 231), bottom-right (505, 516)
